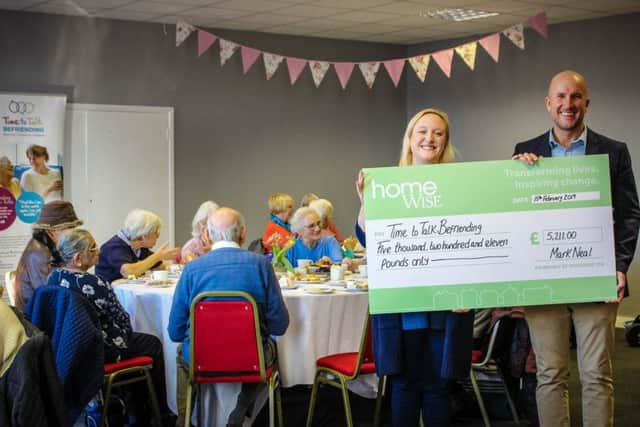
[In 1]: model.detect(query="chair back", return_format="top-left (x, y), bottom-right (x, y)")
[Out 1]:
top-left (189, 291), bottom-right (269, 384)
top-left (351, 311), bottom-right (373, 379)
top-left (473, 318), bottom-right (503, 367)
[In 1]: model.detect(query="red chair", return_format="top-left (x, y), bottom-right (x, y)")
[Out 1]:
top-left (305, 312), bottom-right (385, 427)
top-left (101, 356), bottom-right (162, 427)
top-left (185, 291), bottom-right (283, 427)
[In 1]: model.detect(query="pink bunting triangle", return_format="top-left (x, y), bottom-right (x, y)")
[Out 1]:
top-left (241, 46), bottom-right (261, 74)
top-left (527, 11), bottom-right (548, 39)
top-left (432, 49), bottom-right (454, 78)
top-left (478, 33), bottom-right (500, 62)
top-left (383, 59), bottom-right (405, 88)
top-left (197, 30), bottom-right (216, 57)
top-left (334, 62), bottom-right (355, 90)
top-left (286, 57), bottom-right (307, 85)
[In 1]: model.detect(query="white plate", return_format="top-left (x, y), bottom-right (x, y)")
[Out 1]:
top-left (112, 279), bottom-right (145, 285)
top-left (294, 280), bottom-right (327, 285)
top-left (326, 280), bottom-right (346, 286)
top-left (344, 287), bottom-right (368, 293)
top-left (280, 285), bottom-right (299, 290)
top-left (144, 279), bottom-right (177, 287)
top-left (304, 286), bottom-right (334, 294)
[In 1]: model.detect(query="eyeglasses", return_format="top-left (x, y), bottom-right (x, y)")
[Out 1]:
top-left (304, 221), bottom-right (322, 229)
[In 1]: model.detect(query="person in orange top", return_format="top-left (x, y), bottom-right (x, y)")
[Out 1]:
top-left (262, 193), bottom-right (294, 253)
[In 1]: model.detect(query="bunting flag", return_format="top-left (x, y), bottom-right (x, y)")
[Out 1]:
top-left (197, 30), bottom-right (216, 57)
top-left (383, 59), bottom-right (405, 88)
top-left (478, 33), bottom-right (500, 62)
top-left (408, 55), bottom-right (430, 82)
top-left (454, 42), bottom-right (477, 70)
top-left (241, 47), bottom-right (261, 74)
top-left (264, 53), bottom-right (284, 80)
top-left (503, 24), bottom-right (525, 50)
top-left (432, 49), bottom-right (454, 78)
top-left (174, 11), bottom-right (547, 89)
top-left (176, 20), bottom-right (195, 47)
top-left (334, 62), bottom-right (355, 90)
top-left (286, 57), bottom-right (307, 85)
top-left (309, 61), bottom-right (330, 88)
top-left (219, 39), bottom-right (238, 66)
top-left (359, 62), bottom-right (381, 89)
top-left (527, 11), bottom-right (548, 38)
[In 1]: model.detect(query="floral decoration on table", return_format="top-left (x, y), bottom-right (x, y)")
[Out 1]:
top-left (268, 233), bottom-right (295, 272)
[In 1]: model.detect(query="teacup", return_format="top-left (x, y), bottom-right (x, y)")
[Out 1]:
top-left (297, 259), bottom-right (312, 269)
top-left (346, 280), bottom-right (358, 289)
top-left (358, 265), bottom-right (368, 276)
top-left (152, 270), bottom-right (168, 282)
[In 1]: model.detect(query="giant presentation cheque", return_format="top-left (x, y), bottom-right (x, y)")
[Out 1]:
top-left (363, 155), bottom-right (617, 314)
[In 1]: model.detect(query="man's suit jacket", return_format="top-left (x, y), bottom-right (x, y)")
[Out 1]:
top-left (514, 129), bottom-right (640, 287)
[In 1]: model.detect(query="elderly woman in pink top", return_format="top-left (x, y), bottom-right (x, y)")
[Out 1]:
top-left (181, 201), bottom-right (219, 262)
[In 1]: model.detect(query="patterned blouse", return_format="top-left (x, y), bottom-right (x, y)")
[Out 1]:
top-left (47, 268), bottom-right (132, 362)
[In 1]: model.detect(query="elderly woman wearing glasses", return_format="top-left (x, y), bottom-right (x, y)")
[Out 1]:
top-left (48, 229), bottom-right (168, 420)
top-left (285, 207), bottom-right (343, 267)
top-left (95, 209), bottom-right (180, 282)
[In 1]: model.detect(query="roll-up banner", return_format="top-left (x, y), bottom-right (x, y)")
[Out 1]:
top-left (0, 92), bottom-right (67, 300)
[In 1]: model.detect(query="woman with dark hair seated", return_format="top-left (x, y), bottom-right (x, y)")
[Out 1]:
top-left (14, 200), bottom-right (83, 310)
top-left (47, 228), bottom-right (168, 424)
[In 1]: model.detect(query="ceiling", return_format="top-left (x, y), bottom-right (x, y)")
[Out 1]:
top-left (2, 0), bottom-right (639, 44)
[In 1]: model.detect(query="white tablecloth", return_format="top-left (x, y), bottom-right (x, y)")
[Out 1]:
top-left (113, 283), bottom-right (371, 423)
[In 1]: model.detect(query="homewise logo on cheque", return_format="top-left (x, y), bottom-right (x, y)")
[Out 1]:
top-left (370, 178), bottom-right (442, 209)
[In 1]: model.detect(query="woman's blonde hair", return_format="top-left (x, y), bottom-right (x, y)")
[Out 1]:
top-left (398, 108), bottom-right (456, 166)
top-left (268, 193), bottom-right (294, 215)
top-left (309, 199), bottom-right (334, 229)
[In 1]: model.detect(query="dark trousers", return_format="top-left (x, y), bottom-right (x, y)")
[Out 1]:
top-left (390, 329), bottom-right (450, 427)
top-left (119, 332), bottom-right (168, 422)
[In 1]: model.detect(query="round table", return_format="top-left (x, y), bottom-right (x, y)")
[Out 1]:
top-left (113, 281), bottom-right (370, 423)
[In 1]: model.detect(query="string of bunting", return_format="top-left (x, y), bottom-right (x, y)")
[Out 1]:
top-left (175, 11), bottom-right (548, 90)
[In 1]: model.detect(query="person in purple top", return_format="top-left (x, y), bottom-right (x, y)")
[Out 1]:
top-left (95, 209), bottom-right (179, 282)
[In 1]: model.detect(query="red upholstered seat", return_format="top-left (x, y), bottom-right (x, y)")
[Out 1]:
top-left (104, 356), bottom-right (153, 374)
top-left (471, 350), bottom-right (484, 364)
top-left (316, 352), bottom-right (376, 376)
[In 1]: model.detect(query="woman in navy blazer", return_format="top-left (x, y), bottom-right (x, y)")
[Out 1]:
top-left (355, 108), bottom-right (474, 426)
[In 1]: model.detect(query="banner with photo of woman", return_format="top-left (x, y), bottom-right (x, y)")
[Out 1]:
top-left (0, 92), bottom-right (67, 301)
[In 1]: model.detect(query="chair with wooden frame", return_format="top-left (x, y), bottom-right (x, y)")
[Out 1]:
top-left (461, 318), bottom-right (520, 427)
top-left (184, 290), bottom-right (283, 427)
top-left (305, 311), bottom-right (385, 427)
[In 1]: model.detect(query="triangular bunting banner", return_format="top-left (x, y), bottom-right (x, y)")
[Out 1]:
top-left (503, 24), bottom-right (525, 50)
top-left (219, 39), bottom-right (238, 66)
top-left (527, 11), bottom-right (548, 39)
top-left (334, 62), bottom-right (355, 90)
top-left (264, 53), bottom-right (284, 80)
top-left (383, 59), bottom-right (405, 88)
top-left (309, 61), bottom-right (330, 88)
top-left (175, 11), bottom-right (546, 89)
top-left (286, 58), bottom-right (307, 85)
top-left (478, 33), bottom-right (500, 62)
top-left (359, 62), bottom-right (381, 89)
top-left (176, 20), bottom-right (195, 47)
top-left (432, 49), bottom-right (454, 78)
top-left (241, 46), bottom-right (261, 74)
top-left (197, 30), bottom-right (216, 57)
top-left (408, 55), bottom-right (430, 82)
top-left (455, 42), bottom-right (477, 70)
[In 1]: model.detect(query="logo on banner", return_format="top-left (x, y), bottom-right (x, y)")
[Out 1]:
top-left (2, 99), bottom-right (44, 135)
top-left (370, 178), bottom-right (442, 209)
top-left (8, 100), bottom-right (35, 114)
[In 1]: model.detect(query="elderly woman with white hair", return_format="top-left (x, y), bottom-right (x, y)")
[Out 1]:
top-left (285, 207), bottom-right (343, 266)
top-left (180, 201), bottom-right (219, 262)
top-left (95, 209), bottom-right (180, 282)
top-left (309, 198), bottom-right (345, 244)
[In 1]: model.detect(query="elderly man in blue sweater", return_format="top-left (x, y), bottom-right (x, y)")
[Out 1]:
top-left (168, 207), bottom-right (289, 427)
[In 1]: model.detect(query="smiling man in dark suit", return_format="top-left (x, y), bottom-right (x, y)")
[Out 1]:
top-left (513, 70), bottom-right (640, 427)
